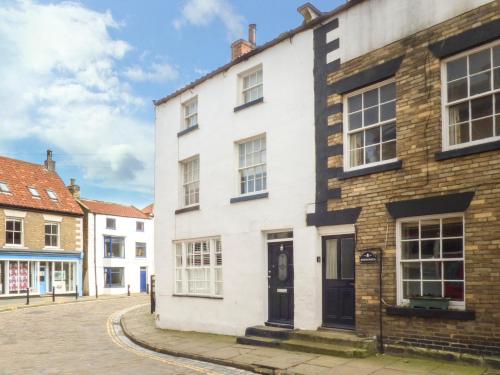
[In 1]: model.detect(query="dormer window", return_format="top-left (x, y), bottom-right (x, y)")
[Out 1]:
top-left (28, 187), bottom-right (40, 198)
top-left (0, 182), bottom-right (10, 193)
top-left (46, 190), bottom-right (58, 201)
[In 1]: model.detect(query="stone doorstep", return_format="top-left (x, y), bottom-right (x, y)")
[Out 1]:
top-left (385, 343), bottom-right (500, 369)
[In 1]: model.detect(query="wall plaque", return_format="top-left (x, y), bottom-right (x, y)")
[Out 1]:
top-left (360, 251), bottom-right (378, 264)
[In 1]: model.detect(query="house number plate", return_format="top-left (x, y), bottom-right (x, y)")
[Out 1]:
top-left (277, 288), bottom-right (287, 293)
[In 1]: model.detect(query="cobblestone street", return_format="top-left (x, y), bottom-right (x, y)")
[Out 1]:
top-left (0, 295), bottom-right (250, 375)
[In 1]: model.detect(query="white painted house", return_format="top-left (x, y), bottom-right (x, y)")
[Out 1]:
top-left (77, 198), bottom-right (154, 296)
top-left (154, 0), bottom-right (491, 336)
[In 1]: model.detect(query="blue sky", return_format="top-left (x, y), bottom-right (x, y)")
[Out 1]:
top-left (0, 0), bottom-right (343, 209)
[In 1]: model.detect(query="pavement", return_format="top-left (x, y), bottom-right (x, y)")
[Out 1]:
top-left (0, 295), bottom-right (252, 374)
top-left (121, 305), bottom-right (499, 375)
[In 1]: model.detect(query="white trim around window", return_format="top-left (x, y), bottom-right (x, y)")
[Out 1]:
top-left (182, 97), bottom-right (198, 130)
top-left (237, 134), bottom-right (267, 196)
top-left (179, 155), bottom-right (200, 208)
top-left (240, 66), bottom-right (263, 105)
top-left (441, 40), bottom-right (500, 151)
top-left (44, 222), bottom-right (60, 249)
top-left (5, 217), bottom-right (24, 247)
top-left (343, 79), bottom-right (398, 171)
top-left (173, 237), bottom-right (222, 298)
top-left (396, 213), bottom-right (465, 310)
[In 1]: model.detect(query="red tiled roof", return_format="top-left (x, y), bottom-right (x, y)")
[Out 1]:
top-left (79, 199), bottom-right (150, 219)
top-left (142, 203), bottom-right (154, 216)
top-left (0, 155), bottom-right (83, 215)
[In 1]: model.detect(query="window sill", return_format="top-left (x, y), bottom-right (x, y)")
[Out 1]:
top-left (103, 286), bottom-right (126, 289)
top-left (177, 124), bottom-right (199, 137)
top-left (338, 160), bottom-right (402, 180)
top-left (435, 140), bottom-right (500, 161)
top-left (234, 97), bottom-right (264, 112)
top-left (175, 205), bottom-right (200, 214)
top-left (103, 257), bottom-right (125, 259)
top-left (230, 192), bottom-right (269, 204)
top-left (173, 294), bottom-right (223, 300)
top-left (2, 245), bottom-right (27, 249)
top-left (386, 306), bottom-right (475, 320)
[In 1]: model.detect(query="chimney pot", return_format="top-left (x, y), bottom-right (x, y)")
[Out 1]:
top-left (248, 24), bottom-right (256, 46)
top-left (44, 149), bottom-right (56, 172)
top-left (231, 24), bottom-right (257, 61)
top-left (67, 178), bottom-right (80, 199)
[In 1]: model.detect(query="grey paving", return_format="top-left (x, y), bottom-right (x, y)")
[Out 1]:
top-left (0, 295), bottom-right (251, 375)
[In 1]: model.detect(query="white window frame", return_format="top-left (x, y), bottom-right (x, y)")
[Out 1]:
top-left (28, 187), bottom-right (40, 199)
top-left (396, 213), bottom-right (465, 310)
top-left (237, 134), bottom-right (267, 196)
top-left (46, 190), bottom-right (58, 201)
top-left (343, 79), bottom-right (397, 172)
top-left (182, 97), bottom-right (198, 130)
top-left (240, 66), bottom-right (263, 105)
top-left (5, 218), bottom-right (23, 247)
top-left (0, 182), bottom-right (11, 194)
top-left (173, 237), bottom-right (222, 298)
top-left (44, 222), bottom-right (60, 249)
top-left (180, 156), bottom-right (200, 208)
top-left (441, 40), bottom-right (500, 151)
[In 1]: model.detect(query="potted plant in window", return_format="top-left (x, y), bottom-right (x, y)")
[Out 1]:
top-left (409, 295), bottom-right (450, 310)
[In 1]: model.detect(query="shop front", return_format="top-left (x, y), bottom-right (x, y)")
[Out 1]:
top-left (0, 251), bottom-right (82, 297)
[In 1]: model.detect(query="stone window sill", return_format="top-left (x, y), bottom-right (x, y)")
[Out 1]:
top-left (386, 306), bottom-right (475, 320)
top-left (177, 124), bottom-right (199, 137)
top-left (338, 160), bottom-right (402, 180)
top-left (175, 205), bottom-right (200, 215)
top-left (234, 97), bottom-right (264, 112)
top-left (230, 192), bottom-right (268, 204)
top-left (173, 294), bottom-right (223, 300)
top-left (435, 140), bottom-right (500, 161)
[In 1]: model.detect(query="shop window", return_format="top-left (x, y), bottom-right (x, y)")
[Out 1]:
top-left (443, 41), bottom-right (500, 150)
top-left (135, 242), bottom-right (146, 258)
top-left (106, 218), bottom-right (116, 230)
top-left (5, 218), bottom-right (22, 246)
top-left (174, 238), bottom-right (222, 297)
top-left (44, 222), bottom-right (59, 248)
top-left (397, 215), bottom-right (465, 308)
top-left (136, 221), bottom-right (144, 232)
top-left (104, 267), bottom-right (124, 288)
top-left (104, 236), bottom-right (125, 258)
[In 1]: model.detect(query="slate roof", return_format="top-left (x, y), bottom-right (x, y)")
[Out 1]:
top-left (79, 199), bottom-right (150, 219)
top-left (0, 155), bottom-right (83, 216)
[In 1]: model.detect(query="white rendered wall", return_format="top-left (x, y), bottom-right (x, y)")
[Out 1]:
top-left (155, 29), bottom-right (319, 335)
top-left (85, 213), bottom-right (154, 296)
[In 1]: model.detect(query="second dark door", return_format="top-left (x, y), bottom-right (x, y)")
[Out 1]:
top-left (267, 241), bottom-right (294, 327)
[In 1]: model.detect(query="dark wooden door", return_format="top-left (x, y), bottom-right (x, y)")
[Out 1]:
top-left (322, 235), bottom-right (355, 329)
top-left (268, 241), bottom-right (294, 327)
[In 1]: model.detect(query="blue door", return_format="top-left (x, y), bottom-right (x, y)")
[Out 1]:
top-left (140, 268), bottom-right (147, 293)
top-left (39, 264), bottom-right (46, 295)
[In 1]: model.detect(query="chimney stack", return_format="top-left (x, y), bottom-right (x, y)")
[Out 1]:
top-left (67, 178), bottom-right (80, 199)
top-left (231, 24), bottom-right (256, 61)
top-left (44, 149), bottom-right (56, 172)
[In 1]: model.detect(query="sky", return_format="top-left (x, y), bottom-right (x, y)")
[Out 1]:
top-left (0, 0), bottom-right (344, 209)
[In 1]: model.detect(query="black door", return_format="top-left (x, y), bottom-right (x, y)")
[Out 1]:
top-left (322, 235), bottom-right (355, 329)
top-left (267, 241), bottom-right (294, 327)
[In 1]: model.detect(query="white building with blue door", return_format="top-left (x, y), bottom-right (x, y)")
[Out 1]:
top-left (0, 151), bottom-right (84, 297)
top-left (77, 197), bottom-right (154, 296)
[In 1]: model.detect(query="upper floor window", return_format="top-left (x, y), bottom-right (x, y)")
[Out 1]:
top-left (238, 136), bottom-right (266, 195)
top-left (106, 218), bottom-right (116, 230)
top-left (136, 221), bottom-right (144, 232)
top-left (181, 157), bottom-right (199, 207)
top-left (28, 187), bottom-right (40, 198)
top-left (104, 236), bottom-right (125, 258)
top-left (0, 182), bottom-right (10, 194)
top-left (5, 218), bottom-right (22, 246)
top-left (182, 98), bottom-right (198, 130)
top-left (397, 215), bottom-right (464, 309)
top-left (344, 80), bottom-right (397, 169)
top-left (46, 190), bottom-right (58, 201)
top-left (135, 242), bottom-right (146, 257)
top-left (44, 222), bottom-right (59, 248)
top-left (443, 42), bottom-right (500, 149)
top-left (242, 69), bottom-right (263, 104)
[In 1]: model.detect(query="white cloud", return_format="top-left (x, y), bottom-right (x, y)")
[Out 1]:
top-left (124, 62), bottom-right (179, 82)
top-left (0, 0), bottom-right (155, 193)
top-left (174, 0), bottom-right (245, 39)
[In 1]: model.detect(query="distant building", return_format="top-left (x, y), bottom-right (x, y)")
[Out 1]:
top-left (76, 197), bottom-right (154, 296)
top-left (142, 203), bottom-right (154, 218)
top-left (0, 151), bottom-right (84, 297)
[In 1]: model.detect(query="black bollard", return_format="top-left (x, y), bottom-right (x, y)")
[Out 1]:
top-left (52, 286), bottom-right (55, 302)
top-left (127, 284), bottom-right (130, 296)
top-left (26, 288), bottom-right (30, 305)
top-left (75, 285), bottom-right (78, 300)
top-left (146, 283), bottom-right (149, 295)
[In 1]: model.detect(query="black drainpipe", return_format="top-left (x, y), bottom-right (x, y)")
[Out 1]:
top-left (93, 213), bottom-right (98, 299)
top-left (378, 246), bottom-right (384, 353)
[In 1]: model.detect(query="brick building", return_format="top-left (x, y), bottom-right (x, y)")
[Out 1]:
top-left (0, 151), bottom-right (84, 297)
top-left (307, 0), bottom-right (500, 355)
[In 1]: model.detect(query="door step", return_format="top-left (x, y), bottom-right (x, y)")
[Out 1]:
top-left (236, 325), bottom-right (376, 358)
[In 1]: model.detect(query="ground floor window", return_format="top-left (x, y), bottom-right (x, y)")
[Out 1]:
top-left (174, 237), bottom-right (222, 297)
top-left (0, 260), bottom-right (77, 295)
top-left (397, 215), bottom-right (465, 308)
top-left (104, 267), bottom-right (124, 288)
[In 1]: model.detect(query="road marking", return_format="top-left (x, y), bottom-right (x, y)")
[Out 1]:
top-left (106, 305), bottom-right (225, 375)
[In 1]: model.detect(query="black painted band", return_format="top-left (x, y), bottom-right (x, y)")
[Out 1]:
top-left (306, 207), bottom-right (362, 227)
top-left (386, 191), bottom-right (475, 219)
top-left (177, 124), bottom-right (199, 137)
top-left (326, 38), bottom-right (339, 52)
top-left (338, 160), bottom-right (402, 180)
top-left (175, 205), bottom-right (200, 215)
top-left (234, 97), bottom-right (264, 112)
top-left (326, 188), bottom-right (341, 200)
top-left (429, 19), bottom-right (500, 59)
top-left (329, 123), bottom-right (342, 134)
top-left (386, 306), bottom-right (475, 321)
top-left (230, 192), bottom-right (268, 204)
top-left (435, 140), bottom-right (500, 161)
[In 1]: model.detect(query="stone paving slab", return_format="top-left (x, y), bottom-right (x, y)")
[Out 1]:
top-left (121, 305), bottom-right (492, 375)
